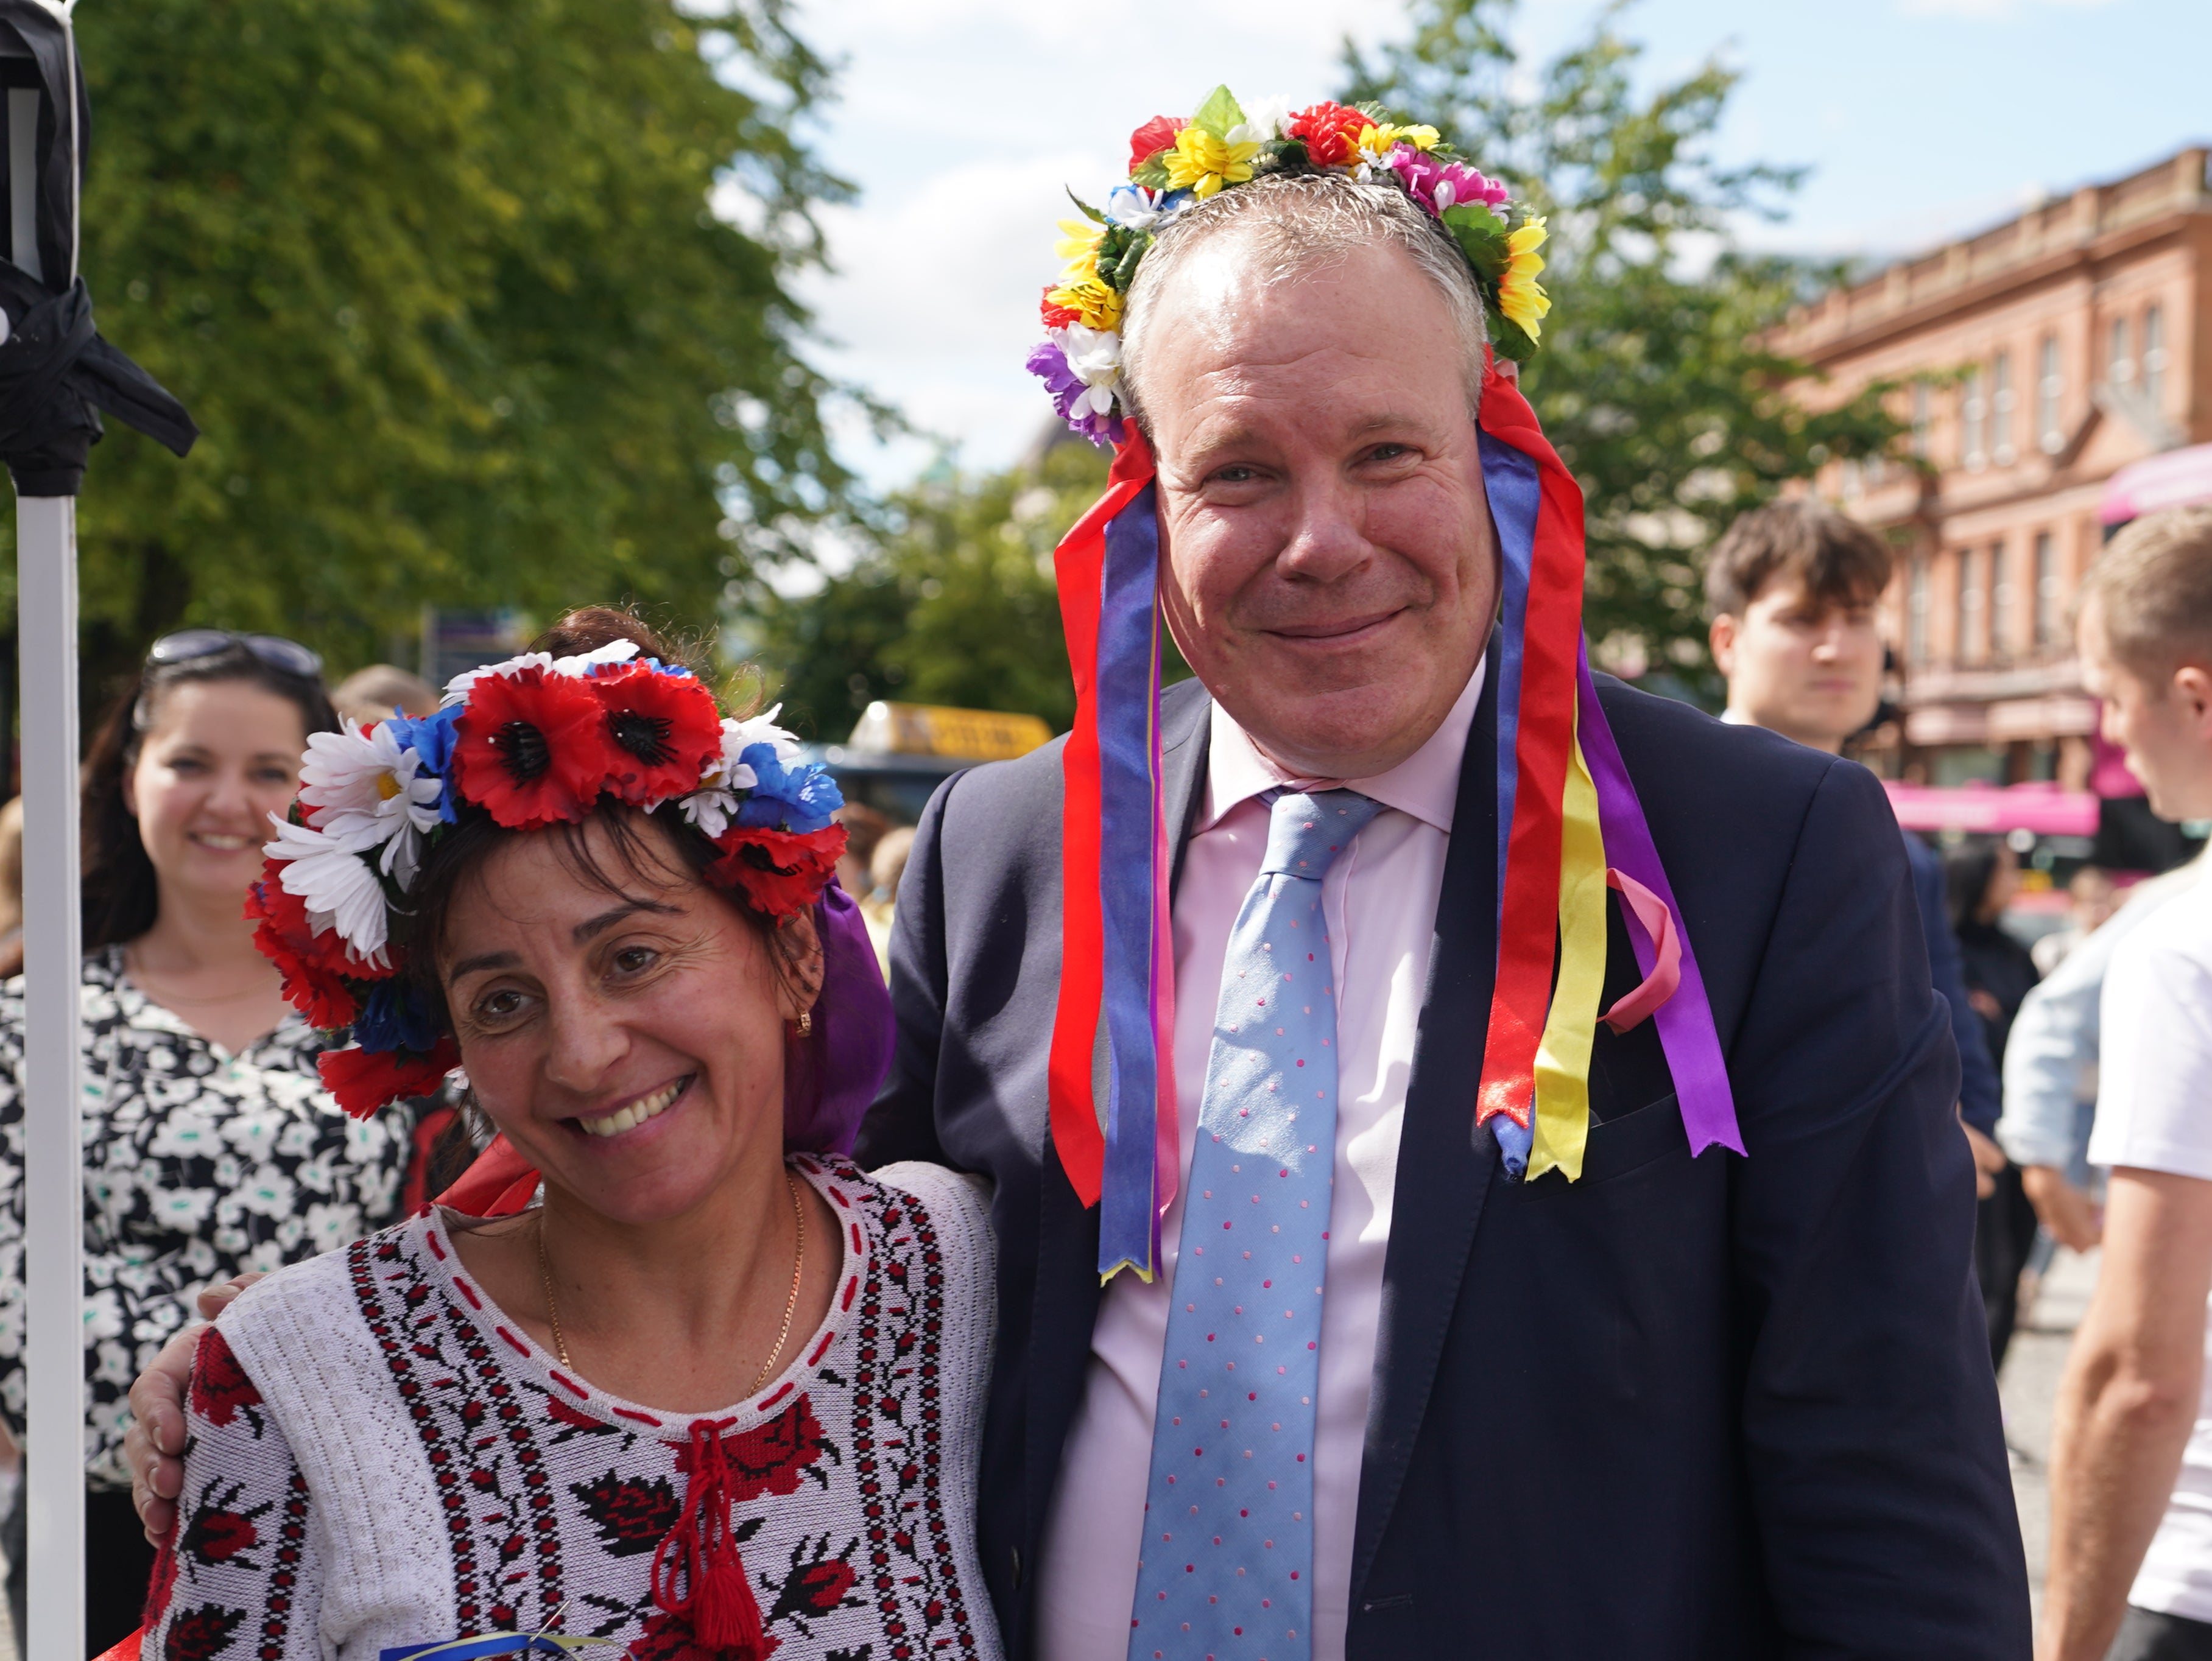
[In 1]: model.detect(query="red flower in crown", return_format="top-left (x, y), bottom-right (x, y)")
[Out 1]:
top-left (1127, 114), bottom-right (1186, 175)
top-left (1287, 100), bottom-right (1373, 167)
top-left (706, 824), bottom-right (845, 922)
top-left (1040, 284), bottom-right (1082, 329)
top-left (319, 1036), bottom-right (461, 1120)
top-left (452, 667), bottom-right (609, 829)
top-left (590, 663), bottom-right (724, 806)
top-left (245, 860), bottom-right (387, 1028)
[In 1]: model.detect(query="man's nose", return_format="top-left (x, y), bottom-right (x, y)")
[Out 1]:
top-left (1276, 475), bottom-right (1370, 583)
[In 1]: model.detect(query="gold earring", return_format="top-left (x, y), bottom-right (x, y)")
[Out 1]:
top-left (796, 1010), bottom-right (813, 1039)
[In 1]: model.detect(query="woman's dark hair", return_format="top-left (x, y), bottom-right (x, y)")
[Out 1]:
top-left (1942, 839), bottom-right (2006, 935)
top-left (81, 642), bottom-right (340, 950)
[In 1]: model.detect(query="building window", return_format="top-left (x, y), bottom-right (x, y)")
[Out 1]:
top-left (2038, 335), bottom-right (2065, 453)
top-left (1992, 539), bottom-right (2018, 659)
top-left (1992, 351), bottom-right (2015, 464)
top-left (1957, 548), bottom-right (1984, 664)
top-left (2145, 303), bottom-right (2168, 406)
top-left (1911, 381), bottom-right (1932, 460)
top-left (2033, 530), bottom-right (2058, 650)
top-left (2109, 317), bottom-right (2133, 385)
top-left (1962, 367), bottom-right (1986, 470)
top-left (1909, 557), bottom-right (1930, 666)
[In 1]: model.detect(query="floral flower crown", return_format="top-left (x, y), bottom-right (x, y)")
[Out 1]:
top-left (247, 638), bottom-right (847, 1118)
top-left (1027, 86), bottom-right (1551, 447)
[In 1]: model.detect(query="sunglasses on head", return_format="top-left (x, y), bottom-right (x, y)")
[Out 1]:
top-left (146, 629), bottom-right (324, 680)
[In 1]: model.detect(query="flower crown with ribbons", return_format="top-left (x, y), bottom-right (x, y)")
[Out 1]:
top-left (1034, 88), bottom-right (1744, 1285)
top-left (247, 639), bottom-right (849, 1119)
top-left (1026, 86), bottom-right (1552, 447)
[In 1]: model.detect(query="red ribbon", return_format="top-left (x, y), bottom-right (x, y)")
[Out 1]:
top-left (1473, 363), bottom-right (1590, 1129)
top-left (1045, 430), bottom-right (1158, 1206)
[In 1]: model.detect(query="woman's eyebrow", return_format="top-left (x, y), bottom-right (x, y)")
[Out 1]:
top-left (572, 898), bottom-right (679, 945)
top-left (448, 949), bottom-right (519, 980)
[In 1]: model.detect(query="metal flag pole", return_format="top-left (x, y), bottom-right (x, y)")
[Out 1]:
top-left (2, 1), bottom-right (194, 1649)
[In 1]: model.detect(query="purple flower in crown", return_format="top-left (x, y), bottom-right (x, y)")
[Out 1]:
top-left (1385, 145), bottom-right (1510, 219)
top-left (1027, 335), bottom-right (1127, 448)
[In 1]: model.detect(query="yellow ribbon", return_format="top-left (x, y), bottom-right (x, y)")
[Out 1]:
top-left (1527, 728), bottom-right (1610, 1182)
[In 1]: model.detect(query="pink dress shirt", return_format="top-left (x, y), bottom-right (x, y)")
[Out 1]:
top-left (1035, 660), bottom-right (1487, 1661)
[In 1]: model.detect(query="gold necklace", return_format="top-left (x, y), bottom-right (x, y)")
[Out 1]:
top-left (535, 1172), bottom-right (808, 1397)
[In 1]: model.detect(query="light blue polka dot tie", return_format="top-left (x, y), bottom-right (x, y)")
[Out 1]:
top-left (1129, 788), bottom-right (1384, 1661)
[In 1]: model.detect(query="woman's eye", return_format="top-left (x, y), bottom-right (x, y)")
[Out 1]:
top-left (611, 946), bottom-right (659, 976)
top-left (253, 767), bottom-right (294, 785)
top-left (169, 757), bottom-right (208, 776)
top-left (474, 989), bottom-right (527, 1023)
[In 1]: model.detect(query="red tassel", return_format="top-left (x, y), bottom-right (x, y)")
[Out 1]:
top-left (651, 1418), bottom-right (772, 1659)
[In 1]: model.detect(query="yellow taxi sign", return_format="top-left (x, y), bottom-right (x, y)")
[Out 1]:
top-left (845, 701), bottom-right (1053, 762)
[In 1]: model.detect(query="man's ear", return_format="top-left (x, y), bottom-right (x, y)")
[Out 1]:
top-left (1709, 614), bottom-right (1738, 680)
top-left (2174, 663), bottom-right (2212, 742)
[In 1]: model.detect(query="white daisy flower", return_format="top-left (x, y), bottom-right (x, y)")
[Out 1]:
top-left (681, 706), bottom-right (809, 837)
top-left (1228, 93), bottom-right (1295, 146)
top-left (297, 720), bottom-right (445, 885)
top-left (264, 818), bottom-right (392, 961)
top-left (440, 638), bottom-right (639, 704)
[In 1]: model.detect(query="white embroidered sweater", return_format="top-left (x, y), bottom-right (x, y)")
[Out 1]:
top-left (143, 1156), bottom-right (1002, 1661)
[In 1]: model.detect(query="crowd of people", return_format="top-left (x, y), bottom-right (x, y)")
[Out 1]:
top-left (3, 94), bottom-right (2211, 1661)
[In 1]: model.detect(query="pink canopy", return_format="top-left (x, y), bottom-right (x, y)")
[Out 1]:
top-left (2101, 441), bottom-right (2212, 525)
top-left (1884, 779), bottom-right (2101, 837)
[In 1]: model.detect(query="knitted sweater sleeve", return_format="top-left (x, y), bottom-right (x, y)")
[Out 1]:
top-left (143, 1324), bottom-right (324, 1660)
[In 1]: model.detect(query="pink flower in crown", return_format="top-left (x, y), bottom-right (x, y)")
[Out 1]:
top-left (1384, 144), bottom-right (1510, 219)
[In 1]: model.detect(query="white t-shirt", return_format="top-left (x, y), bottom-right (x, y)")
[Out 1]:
top-left (2087, 877), bottom-right (2212, 1621)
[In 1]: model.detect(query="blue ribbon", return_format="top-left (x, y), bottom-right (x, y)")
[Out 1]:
top-left (1096, 482), bottom-right (1168, 1278)
top-left (1478, 430), bottom-right (1543, 1177)
top-left (380, 1638), bottom-right (601, 1661)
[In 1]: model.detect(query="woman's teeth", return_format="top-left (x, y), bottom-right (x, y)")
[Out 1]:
top-left (579, 1080), bottom-right (684, 1139)
top-left (191, 832), bottom-right (251, 851)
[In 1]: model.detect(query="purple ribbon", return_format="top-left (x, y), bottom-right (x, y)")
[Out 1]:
top-left (784, 880), bottom-right (895, 1156)
top-left (1575, 648), bottom-right (1744, 1157)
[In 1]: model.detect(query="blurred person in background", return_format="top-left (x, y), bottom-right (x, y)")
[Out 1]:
top-left (0, 631), bottom-right (420, 1654)
top-left (834, 800), bottom-right (891, 904)
top-left (0, 796), bottom-right (21, 980)
top-left (1706, 502), bottom-right (2007, 1195)
top-left (2000, 855), bottom-right (2203, 1256)
top-left (1945, 838), bottom-right (2043, 1367)
top-left (2038, 865), bottom-right (2122, 976)
top-left (329, 662), bottom-right (439, 726)
top-left (2041, 507), bottom-right (2212, 1661)
top-left (864, 823), bottom-right (916, 978)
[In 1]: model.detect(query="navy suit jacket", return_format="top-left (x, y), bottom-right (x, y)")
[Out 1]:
top-left (856, 661), bottom-right (2031, 1659)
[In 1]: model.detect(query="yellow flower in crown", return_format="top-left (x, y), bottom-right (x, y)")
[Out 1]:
top-left (1358, 121), bottom-right (1442, 158)
top-left (1055, 216), bottom-right (1106, 283)
top-left (1164, 125), bottom-right (1261, 199)
top-left (1498, 216), bottom-right (1551, 341)
top-left (1046, 275), bottom-right (1124, 332)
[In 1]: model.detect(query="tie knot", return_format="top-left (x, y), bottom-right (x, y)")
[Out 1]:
top-left (1260, 789), bottom-right (1382, 879)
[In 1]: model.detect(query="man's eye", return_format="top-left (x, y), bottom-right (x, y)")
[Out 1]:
top-left (1211, 465), bottom-right (1258, 485)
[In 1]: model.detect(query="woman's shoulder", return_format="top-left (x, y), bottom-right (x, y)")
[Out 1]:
top-left (826, 1156), bottom-right (992, 1237)
top-left (217, 1212), bottom-right (430, 1357)
top-left (807, 1155), bottom-right (995, 1288)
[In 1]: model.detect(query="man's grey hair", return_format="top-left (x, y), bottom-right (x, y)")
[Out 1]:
top-left (1117, 170), bottom-right (1490, 437)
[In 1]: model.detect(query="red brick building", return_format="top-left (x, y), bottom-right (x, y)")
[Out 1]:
top-left (1771, 147), bottom-right (2211, 787)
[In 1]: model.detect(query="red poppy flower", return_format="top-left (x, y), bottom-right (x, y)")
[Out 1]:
top-left (1287, 100), bottom-right (1373, 167)
top-left (451, 667), bottom-right (609, 829)
top-left (590, 664), bottom-right (723, 806)
top-left (1040, 285), bottom-right (1082, 329)
top-left (1127, 114), bottom-right (1186, 175)
top-left (319, 1036), bottom-right (461, 1120)
top-left (706, 824), bottom-right (846, 922)
top-left (245, 861), bottom-right (387, 1027)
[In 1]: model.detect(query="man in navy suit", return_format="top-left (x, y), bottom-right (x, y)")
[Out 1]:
top-left (855, 172), bottom-right (2029, 1657)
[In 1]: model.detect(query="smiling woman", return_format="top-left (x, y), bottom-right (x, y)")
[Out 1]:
top-left (121, 609), bottom-right (1000, 1661)
top-left (0, 635), bottom-right (434, 1654)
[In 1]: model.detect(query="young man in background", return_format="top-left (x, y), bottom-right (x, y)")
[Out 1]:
top-left (2042, 506), bottom-right (2212, 1661)
top-left (1705, 502), bottom-right (2007, 1201)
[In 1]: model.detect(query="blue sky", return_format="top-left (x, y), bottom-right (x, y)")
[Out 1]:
top-left (777, 0), bottom-right (2210, 493)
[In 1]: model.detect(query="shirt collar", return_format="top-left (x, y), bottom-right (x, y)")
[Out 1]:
top-left (1200, 654), bottom-right (1487, 836)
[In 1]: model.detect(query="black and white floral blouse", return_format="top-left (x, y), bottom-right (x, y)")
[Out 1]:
top-left (0, 947), bottom-right (417, 1489)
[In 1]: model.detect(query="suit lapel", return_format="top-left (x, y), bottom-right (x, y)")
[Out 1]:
top-left (1348, 648), bottom-right (1503, 1602)
top-left (1025, 677), bottom-right (1213, 1543)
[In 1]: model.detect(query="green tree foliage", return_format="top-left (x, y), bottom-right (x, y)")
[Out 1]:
top-left (744, 441), bottom-right (1111, 740)
top-left (9, 0), bottom-right (853, 714)
top-left (1345, 0), bottom-right (1904, 694)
